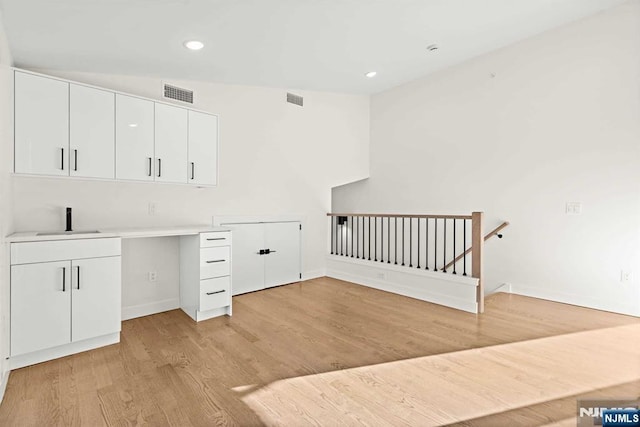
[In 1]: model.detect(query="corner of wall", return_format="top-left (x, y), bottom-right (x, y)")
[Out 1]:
top-left (0, 7), bottom-right (14, 403)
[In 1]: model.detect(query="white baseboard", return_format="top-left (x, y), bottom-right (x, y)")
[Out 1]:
top-left (509, 284), bottom-right (639, 317)
top-left (488, 282), bottom-right (512, 295)
top-left (0, 369), bottom-right (9, 404)
top-left (326, 255), bottom-right (479, 313)
top-left (10, 333), bottom-right (120, 370)
top-left (303, 269), bottom-right (326, 281)
top-left (122, 298), bottom-right (180, 321)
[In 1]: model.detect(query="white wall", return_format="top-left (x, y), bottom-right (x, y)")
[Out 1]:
top-left (0, 9), bottom-right (13, 399)
top-left (11, 70), bottom-right (370, 313)
top-left (333, 1), bottom-right (640, 316)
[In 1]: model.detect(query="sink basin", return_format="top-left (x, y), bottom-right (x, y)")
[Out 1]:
top-left (37, 230), bottom-right (101, 236)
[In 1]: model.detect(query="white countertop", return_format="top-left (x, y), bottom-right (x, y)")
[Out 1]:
top-left (7, 225), bottom-right (231, 243)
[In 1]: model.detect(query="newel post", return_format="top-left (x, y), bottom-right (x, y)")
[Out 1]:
top-left (471, 211), bottom-right (484, 313)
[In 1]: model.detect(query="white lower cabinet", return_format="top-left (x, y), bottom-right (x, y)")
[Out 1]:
top-left (227, 221), bottom-right (301, 295)
top-left (11, 261), bottom-right (72, 356)
top-left (199, 277), bottom-right (231, 312)
top-left (71, 256), bottom-right (121, 342)
top-left (180, 231), bottom-right (232, 321)
top-left (10, 238), bottom-right (121, 368)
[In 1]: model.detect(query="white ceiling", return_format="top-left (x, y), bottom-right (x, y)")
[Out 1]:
top-left (0, 0), bottom-right (629, 94)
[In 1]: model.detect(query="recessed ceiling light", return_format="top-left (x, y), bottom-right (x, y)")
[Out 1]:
top-left (365, 71), bottom-right (377, 78)
top-left (426, 44), bottom-right (439, 52)
top-left (184, 40), bottom-right (204, 51)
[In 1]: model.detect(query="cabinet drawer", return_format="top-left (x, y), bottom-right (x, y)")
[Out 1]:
top-left (200, 232), bottom-right (231, 248)
top-left (11, 238), bottom-right (121, 265)
top-left (200, 247), bottom-right (230, 279)
top-left (199, 277), bottom-right (231, 311)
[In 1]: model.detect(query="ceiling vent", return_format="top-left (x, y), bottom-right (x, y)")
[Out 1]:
top-left (286, 92), bottom-right (303, 107)
top-left (163, 84), bottom-right (194, 104)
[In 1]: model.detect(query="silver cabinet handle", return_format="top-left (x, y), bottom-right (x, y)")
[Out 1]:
top-left (190, 162), bottom-right (195, 180)
top-left (206, 259), bottom-right (225, 263)
top-left (74, 149), bottom-right (78, 171)
top-left (206, 290), bottom-right (226, 295)
top-left (148, 157), bottom-right (152, 177)
top-left (157, 158), bottom-right (161, 177)
top-left (61, 148), bottom-right (65, 170)
top-left (206, 238), bottom-right (226, 241)
top-left (76, 265), bottom-right (80, 290)
top-left (62, 267), bottom-right (66, 291)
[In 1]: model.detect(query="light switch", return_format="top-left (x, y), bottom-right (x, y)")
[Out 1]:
top-left (566, 202), bottom-right (582, 215)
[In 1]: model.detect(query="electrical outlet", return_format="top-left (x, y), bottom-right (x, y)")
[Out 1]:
top-left (148, 271), bottom-right (157, 282)
top-left (621, 270), bottom-right (632, 283)
top-left (566, 202), bottom-right (582, 215)
top-left (148, 202), bottom-right (156, 216)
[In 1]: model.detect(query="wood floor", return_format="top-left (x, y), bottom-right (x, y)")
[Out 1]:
top-left (0, 277), bottom-right (638, 426)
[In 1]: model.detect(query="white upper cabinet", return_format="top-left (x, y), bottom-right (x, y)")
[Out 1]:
top-left (70, 84), bottom-right (115, 179)
top-left (188, 110), bottom-right (218, 186)
top-left (14, 70), bottom-right (219, 186)
top-left (115, 94), bottom-right (155, 181)
top-left (14, 71), bottom-right (69, 176)
top-left (155, 103), bottom-right (188, 183)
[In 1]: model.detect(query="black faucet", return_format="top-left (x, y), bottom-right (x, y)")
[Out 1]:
top-left (65, 207), bottom-right (73, 232)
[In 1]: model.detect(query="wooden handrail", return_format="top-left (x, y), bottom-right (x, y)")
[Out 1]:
top-left (327, 213), bottom-right (473, 220)
top-left (443, 221), bottom-right (509, 271)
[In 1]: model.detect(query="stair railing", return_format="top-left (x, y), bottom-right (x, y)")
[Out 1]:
top-left (327, 212), bottom-right (506, 313)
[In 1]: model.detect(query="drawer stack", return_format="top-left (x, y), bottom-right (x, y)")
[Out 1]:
top-left (180, 230), bottom-right (233, 321)
top-left (199, 232), bottom-right (232, 311)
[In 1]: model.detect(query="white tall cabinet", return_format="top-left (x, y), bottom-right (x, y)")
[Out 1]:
top-left (227, 222), bottom-right (301, 295)
top-left (14, 71), bottom-right (69, 176)
top-left (115, 94), bottom-right (155, 181)
top-left (70, 84), bottom-right (115, 179)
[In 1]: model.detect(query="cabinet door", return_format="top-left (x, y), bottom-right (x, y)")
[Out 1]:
top-left (11, 261), bottom-right (71, 356)
top-left (229, 223), bottom-right (265, 295)
top-left (188, 111), bottom-right (218, 186)
top-left (71, 257), bottom-right (121, 342)
top-left (155, 103), bottom-right (188, 183)
top-left (264, 222), bottom-right (301, 288)
top-left (14, 72), bottom-right (69, 176)
top-left (69, 84), bottom-right (115, 179)
top-left (115, 94), bottom-right (154, 181)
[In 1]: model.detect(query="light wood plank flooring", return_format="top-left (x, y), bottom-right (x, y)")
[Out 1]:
top-left (0, 277), bottom-right (638, 426)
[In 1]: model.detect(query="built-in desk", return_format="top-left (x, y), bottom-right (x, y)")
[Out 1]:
top-left (6, 225), bottom-right (232, 369)
top-left (7, 225), bottom-right (229, 242)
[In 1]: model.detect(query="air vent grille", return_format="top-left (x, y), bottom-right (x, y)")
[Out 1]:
top-left (286, 92), bottom-right (303, 107)
top-left (163, 84), bottom-right (194, 104)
